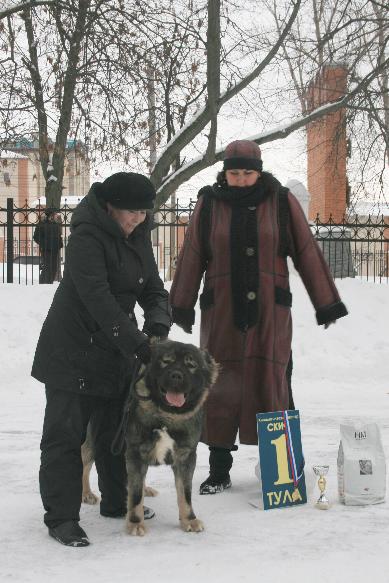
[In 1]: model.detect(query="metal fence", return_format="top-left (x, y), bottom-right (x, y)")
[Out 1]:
top-left (312, 215), bottom-right (389, 283)
top-left (1, 197), bottom-right (388, 284)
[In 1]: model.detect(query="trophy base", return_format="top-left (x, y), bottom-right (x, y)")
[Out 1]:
top-left (315, 501), bottom-right (330, 510)
top-left (315, 494), bottom-right (330, 510)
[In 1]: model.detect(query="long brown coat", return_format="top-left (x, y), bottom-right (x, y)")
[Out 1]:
top-left (169, 176), bottom-right (347, 446)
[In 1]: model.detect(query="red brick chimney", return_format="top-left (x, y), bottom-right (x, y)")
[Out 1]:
top-left (306, 65), bottom-right (348, 222)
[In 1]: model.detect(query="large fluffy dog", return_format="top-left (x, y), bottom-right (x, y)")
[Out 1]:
top-left (82, 339), bottom-right (218, 536)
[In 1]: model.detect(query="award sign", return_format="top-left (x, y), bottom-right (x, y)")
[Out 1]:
top-left (256, 410), bottom-right (307, 510)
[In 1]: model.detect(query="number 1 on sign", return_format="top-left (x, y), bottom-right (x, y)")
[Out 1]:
top-left (271, 434), bottom-right (293, 485)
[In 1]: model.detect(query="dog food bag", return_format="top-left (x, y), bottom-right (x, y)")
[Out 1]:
top-left (337, 422), bottom-right (386, 505)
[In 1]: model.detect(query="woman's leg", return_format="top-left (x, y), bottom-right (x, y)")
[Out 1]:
top-left (199, 445), bottom-right (238, 495)
top-left (90, 398), bottom-right (128, 517)
top-left (39, 388), bottom-right (91, 528)
top-left (287, 352), bottom-right (295, 409)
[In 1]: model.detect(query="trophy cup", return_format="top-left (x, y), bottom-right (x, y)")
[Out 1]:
top-left (312, 465), bottom-right (330, 509)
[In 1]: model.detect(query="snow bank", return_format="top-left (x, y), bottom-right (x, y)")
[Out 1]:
top-left (0, 274), bottom-right (388, 583)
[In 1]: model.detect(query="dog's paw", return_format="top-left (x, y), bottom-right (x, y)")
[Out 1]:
top-left (82, 490), bottom-right (100, 505)
top-left (126, 521), bottom-right (147, 536)
top-left (144, 485), bottom-right (159, 497)
top-left (180, 518), bottom-right (204, 532)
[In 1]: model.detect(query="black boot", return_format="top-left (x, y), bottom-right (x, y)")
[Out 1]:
top-left (100, 506), bottom-right (155, 520)
top-left (48, 520), bottom-right (90, 547)
top-left (199, 446), bottom-right (236, 495)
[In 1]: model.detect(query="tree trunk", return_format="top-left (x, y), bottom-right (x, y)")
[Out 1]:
top-left (45, 0), bottom-right (90, 208)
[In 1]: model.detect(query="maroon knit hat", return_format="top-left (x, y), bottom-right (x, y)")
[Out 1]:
top-left (223, 140), bottom-right (262, 171)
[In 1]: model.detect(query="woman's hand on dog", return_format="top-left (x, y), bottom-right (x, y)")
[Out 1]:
top-left (149, 323), bottom-right (169, 340)
top-left (135, 340), bottom-right (152, 364)
top-left (135, 324), bottom-right (170, 364)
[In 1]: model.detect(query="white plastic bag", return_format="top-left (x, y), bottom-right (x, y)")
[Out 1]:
top-left (337, 422), bottom-right (386, 505)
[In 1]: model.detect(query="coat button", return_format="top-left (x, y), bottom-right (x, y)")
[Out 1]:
top-left (138, 277), bottom-right (144, 284)
top-left (247, 291), bottom-right (256, 300)
top-left (246, 247), bottom-right (255, 256)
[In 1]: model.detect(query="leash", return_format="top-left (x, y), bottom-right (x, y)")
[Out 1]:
top-left (110, 359), bottom-right (144, 456)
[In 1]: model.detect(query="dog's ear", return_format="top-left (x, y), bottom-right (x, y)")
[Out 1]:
top-left (201, 349), bottom-right (220, 386)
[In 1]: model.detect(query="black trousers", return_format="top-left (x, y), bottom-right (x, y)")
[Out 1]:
top-left (39, 250), bottom-right (59, 284)
top-left (39, 388), bottom-right (127, 528)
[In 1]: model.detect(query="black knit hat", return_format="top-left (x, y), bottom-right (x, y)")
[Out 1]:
top-left (223, 140), bottom-right (263, 172)
top-left (98, 172), bottom-right (156, 210)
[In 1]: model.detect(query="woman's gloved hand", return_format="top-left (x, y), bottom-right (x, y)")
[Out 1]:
top-left (148, 323), bottom-right (169, 340)
top-left (171, 307), bottom-right (194, 334)
top-left (178, 323), bottom-right (192, 334)
top-left (134, 340), bottom-right (152, 364)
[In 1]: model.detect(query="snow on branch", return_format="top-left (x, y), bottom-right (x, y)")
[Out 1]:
top-left (0, 0), bottom-right (59, 19)
top-left (151, 0), bottom-right (302, 188)
top-left (155, 53), bottom-right (389, 205)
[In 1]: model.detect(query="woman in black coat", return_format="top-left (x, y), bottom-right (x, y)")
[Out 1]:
top-left (32, 172), bottom-right (171, 547)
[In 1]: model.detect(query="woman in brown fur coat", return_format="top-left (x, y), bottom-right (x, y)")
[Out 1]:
top-left (169, 140), bottom-right (348, 494)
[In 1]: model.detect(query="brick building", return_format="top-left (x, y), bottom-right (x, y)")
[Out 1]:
top-left (306, 65), bottom-right (348, 222)
top-left (0, 136), bottom-right (90, 208)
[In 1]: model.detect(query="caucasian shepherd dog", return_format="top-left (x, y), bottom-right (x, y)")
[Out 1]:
top-left (82, 339), bottom-right (218, 536)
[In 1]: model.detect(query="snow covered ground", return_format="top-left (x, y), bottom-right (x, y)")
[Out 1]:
top-left (0, 271), bottom-right (388, 583)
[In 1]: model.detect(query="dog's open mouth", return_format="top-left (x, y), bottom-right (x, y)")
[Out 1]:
top-left (161, 389), bottom-right (187, 408)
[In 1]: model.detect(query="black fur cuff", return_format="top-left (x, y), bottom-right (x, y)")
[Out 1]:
top-left (171, 306), bottom-right (195, 328)
top-left (316, 301), bottom-right (348, 325)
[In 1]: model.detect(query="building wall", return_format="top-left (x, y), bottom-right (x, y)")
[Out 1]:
top-left (0, 156), bottom-right (26, 207)
top-left (64, 147), bottom-right (90, 199)
top-left (307, 65), bottom-right (348, 222)
top-left (0, 142), bottom-right (90, 264)
top-left (0, 155), bottom-right (45, 208)
top-left (0, 143), bottom-right (90, 207)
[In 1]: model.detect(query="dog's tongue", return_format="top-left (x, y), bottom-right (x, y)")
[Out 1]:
top-left (165, 391), bottom-right (186, 407)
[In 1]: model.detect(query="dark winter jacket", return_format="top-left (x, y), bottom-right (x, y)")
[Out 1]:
top-left (169, 173), bottom-right (348, 446)
top-left (32, 185), bottom-right (171, 398)
top-left (33, 219), bottom-right (63, 251)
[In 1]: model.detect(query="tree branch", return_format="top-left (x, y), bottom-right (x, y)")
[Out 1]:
top-left (22, 5), bottom-right (50, 178)
top-left (0, 1), bottom-right (61, 20)
top-left (155, 50), bottom-right (389, 205)
top-left (205, 0), bottom-right (220, 161)
top-left (151, 0), bottom-right (302, 187)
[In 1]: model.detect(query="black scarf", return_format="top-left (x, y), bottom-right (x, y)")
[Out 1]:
top-left (209, 181), bottom-right (267, 207)
top-left (203, 179), bottom-right (269, 332)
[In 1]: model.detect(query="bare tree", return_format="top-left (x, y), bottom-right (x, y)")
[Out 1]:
top-left (1, 0), bottom-right (387, 209)
top-left (264, 0), bottom-right (389, 202)
top-left (152, 0), bottom-right (304, 205)
top-left (0, 0), bottom-right (210, 206)
top-left (0, 1), bottom-right (59, 20)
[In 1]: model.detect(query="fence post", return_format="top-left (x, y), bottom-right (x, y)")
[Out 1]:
top-left (6, 197), bottom-right (14, 283)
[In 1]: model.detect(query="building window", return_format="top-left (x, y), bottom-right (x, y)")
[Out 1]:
top-left (3, 172), bottom-right (11, 186)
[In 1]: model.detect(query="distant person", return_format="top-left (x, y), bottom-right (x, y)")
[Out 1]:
top-left (32, 172), bottom-right (171, 547)
top-left (170, 140), bottom-right (348, 495)
top-left (33, 210), bottom-right (63, 284)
